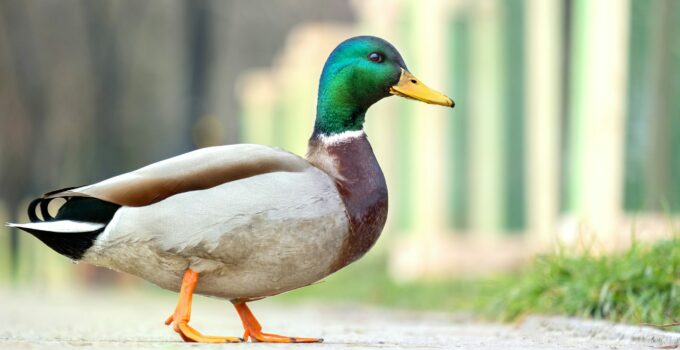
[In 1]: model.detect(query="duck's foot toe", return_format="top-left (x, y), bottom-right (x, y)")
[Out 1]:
top-left (235, 302), bottom-right (323, 343)
top-left (171, 322), bottom-right (242, 343)
top-left (245, 330), bottom-right (323, 343)
top-left (164, 269), bottom-right (242, 343)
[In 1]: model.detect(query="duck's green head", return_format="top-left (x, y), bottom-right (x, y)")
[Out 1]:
top-left (314, 35), bottom-right (454, 136)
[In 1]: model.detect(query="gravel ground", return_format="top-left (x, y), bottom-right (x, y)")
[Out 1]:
top-left (0, 288), bottom-right (678, 350)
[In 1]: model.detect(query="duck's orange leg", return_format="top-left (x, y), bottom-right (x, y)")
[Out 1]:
top-left (234, 302), bottom-right (323, 343)
top-left (165, 269), bottom-right (242, 343)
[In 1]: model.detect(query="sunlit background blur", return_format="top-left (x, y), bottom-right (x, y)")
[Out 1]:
top-left (0, 0), bottom-right (679, 294)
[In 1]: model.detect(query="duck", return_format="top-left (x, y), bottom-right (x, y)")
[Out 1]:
top-left (8, 35), bottom-right (454, 343)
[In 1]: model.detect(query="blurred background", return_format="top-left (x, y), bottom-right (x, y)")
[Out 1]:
top-left (0, 0), bottom-right (679, 296)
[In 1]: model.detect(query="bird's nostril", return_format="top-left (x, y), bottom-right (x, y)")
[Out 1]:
top-left (410, 79), bottom-right (417, 84)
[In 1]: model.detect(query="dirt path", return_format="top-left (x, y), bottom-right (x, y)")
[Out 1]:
top-left (0, 288), bottom-right (677, 349)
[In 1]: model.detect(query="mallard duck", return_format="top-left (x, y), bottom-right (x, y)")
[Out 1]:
top-left (9, 36), bottom-right (453, 343)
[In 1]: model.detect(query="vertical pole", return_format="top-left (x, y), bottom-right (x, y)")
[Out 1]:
top-left (644, 0), bottom-right (676, 211)
top-left (446, 9), bottom-right (471, 231)
top-left (567, 0), bottom-right (629, 239)
top-left (469, 0), bottom-right (504, 233)
top-left (409, 0), bottom-right (449, 236)
top-left (525, 0), bottom-right (562, 247)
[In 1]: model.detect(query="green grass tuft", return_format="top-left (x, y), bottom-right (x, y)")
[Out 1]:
top-left (493, 237), bottom-right (680, 327)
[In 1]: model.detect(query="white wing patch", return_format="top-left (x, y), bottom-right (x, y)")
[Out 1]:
top-left (7, 220), bottom-right (105, 233)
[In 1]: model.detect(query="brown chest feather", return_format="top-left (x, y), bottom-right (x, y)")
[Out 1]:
top-left (307, 134), bottom-right (388, 272)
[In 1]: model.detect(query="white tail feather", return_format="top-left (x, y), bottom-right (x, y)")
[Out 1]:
top-left (7, 220), bottom-right (104, 233)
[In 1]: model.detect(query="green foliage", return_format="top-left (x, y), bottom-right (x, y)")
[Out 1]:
top-left (283, 236), bottom-right (680, 329)
top-left (493, 237), bottom-right (680, 328)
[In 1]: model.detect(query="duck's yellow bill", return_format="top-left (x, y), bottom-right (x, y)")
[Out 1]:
top-left (389, 68), bottom-right (455, 108)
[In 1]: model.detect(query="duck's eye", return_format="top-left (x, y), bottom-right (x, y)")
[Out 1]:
top-left (368, 52), bottom-right (383, 63)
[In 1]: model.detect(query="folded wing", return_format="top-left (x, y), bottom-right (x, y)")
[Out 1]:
top-left (45, 144), bottom-right (312, 206)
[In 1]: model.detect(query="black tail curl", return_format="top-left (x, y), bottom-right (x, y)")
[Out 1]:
top-left (19, 193), bottom-right (121, 260)
top-left (27, 186), bottom-right (81, 223)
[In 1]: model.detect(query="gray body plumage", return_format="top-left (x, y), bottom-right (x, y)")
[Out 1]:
top-left (84, 165), bottom-right (348, 300)
top-left (11, 144), bottom-right (352, 301)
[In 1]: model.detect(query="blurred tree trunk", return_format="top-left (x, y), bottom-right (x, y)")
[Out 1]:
top-left (81, 0), bottom-right (123, 179)
top-left (185, 0), bottom-right (214, 148)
